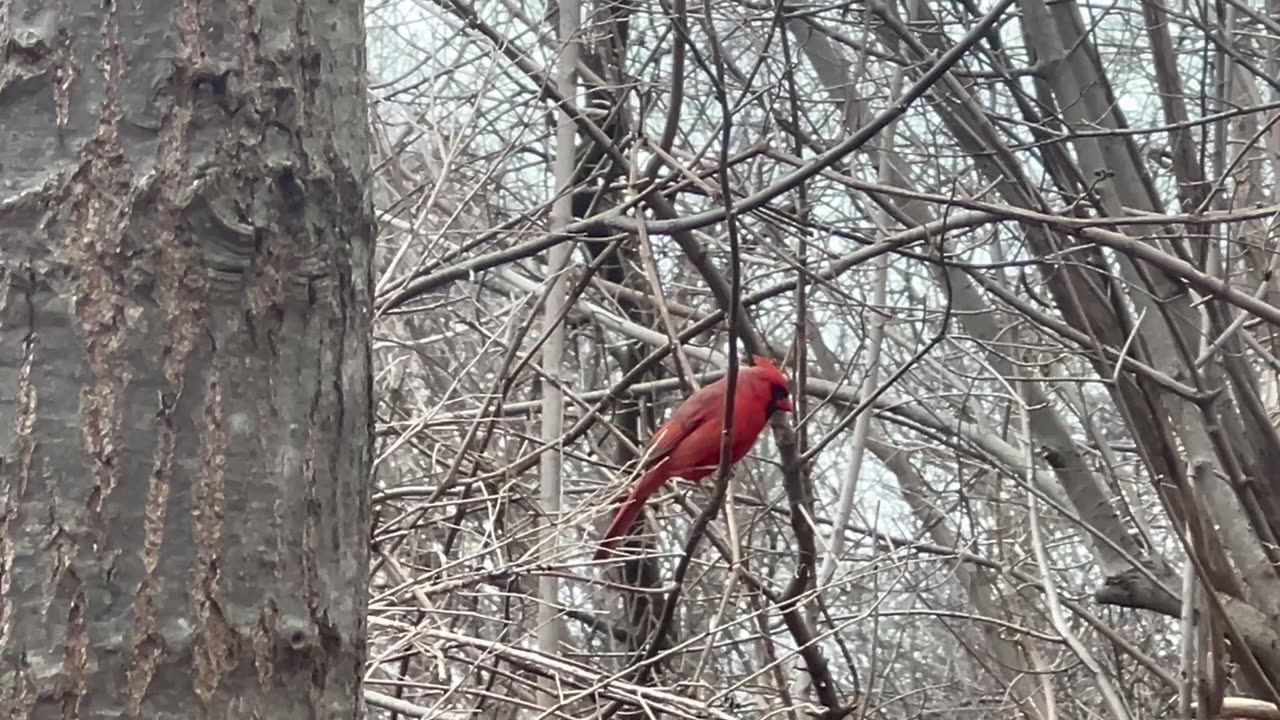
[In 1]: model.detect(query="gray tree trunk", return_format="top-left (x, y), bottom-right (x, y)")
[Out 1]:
top-left (0, 1), bottom-right (374, 718)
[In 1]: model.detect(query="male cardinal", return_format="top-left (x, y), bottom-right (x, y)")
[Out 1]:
top-left (594, 357), bottom-right (794, 560)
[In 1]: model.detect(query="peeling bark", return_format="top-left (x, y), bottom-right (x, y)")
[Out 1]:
top-left (0, 1), bottom-right (374, 718)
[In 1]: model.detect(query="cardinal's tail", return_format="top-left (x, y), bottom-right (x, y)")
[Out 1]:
top-left (594, 467), bottom-right (670, 561)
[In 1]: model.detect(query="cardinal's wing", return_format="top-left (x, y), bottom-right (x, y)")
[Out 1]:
top-left (639, 381), bottom-right (726, 469)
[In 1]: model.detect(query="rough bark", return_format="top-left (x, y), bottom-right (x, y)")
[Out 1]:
top-left (0, 1), bottom-right (374, 717)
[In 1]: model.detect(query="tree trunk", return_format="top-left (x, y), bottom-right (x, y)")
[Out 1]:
top-left (0, 1), bottom-right (374, 717)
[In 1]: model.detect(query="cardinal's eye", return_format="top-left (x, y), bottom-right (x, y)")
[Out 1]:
top-left (772, 385), bottom-right (789, 401)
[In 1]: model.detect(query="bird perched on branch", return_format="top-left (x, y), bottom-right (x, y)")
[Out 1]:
top-left (594, 357), bottom-right (794, 561)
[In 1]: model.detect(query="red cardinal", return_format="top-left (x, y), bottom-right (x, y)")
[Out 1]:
top-left (594, 357), bottom-right (794, 560)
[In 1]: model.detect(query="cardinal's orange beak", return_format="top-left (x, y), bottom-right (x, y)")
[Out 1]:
top-left (776, 397), bottom-right (794, 413)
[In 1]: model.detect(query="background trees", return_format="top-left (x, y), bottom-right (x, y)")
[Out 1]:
top-left (365, 0), bottom-right (1280, 715)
